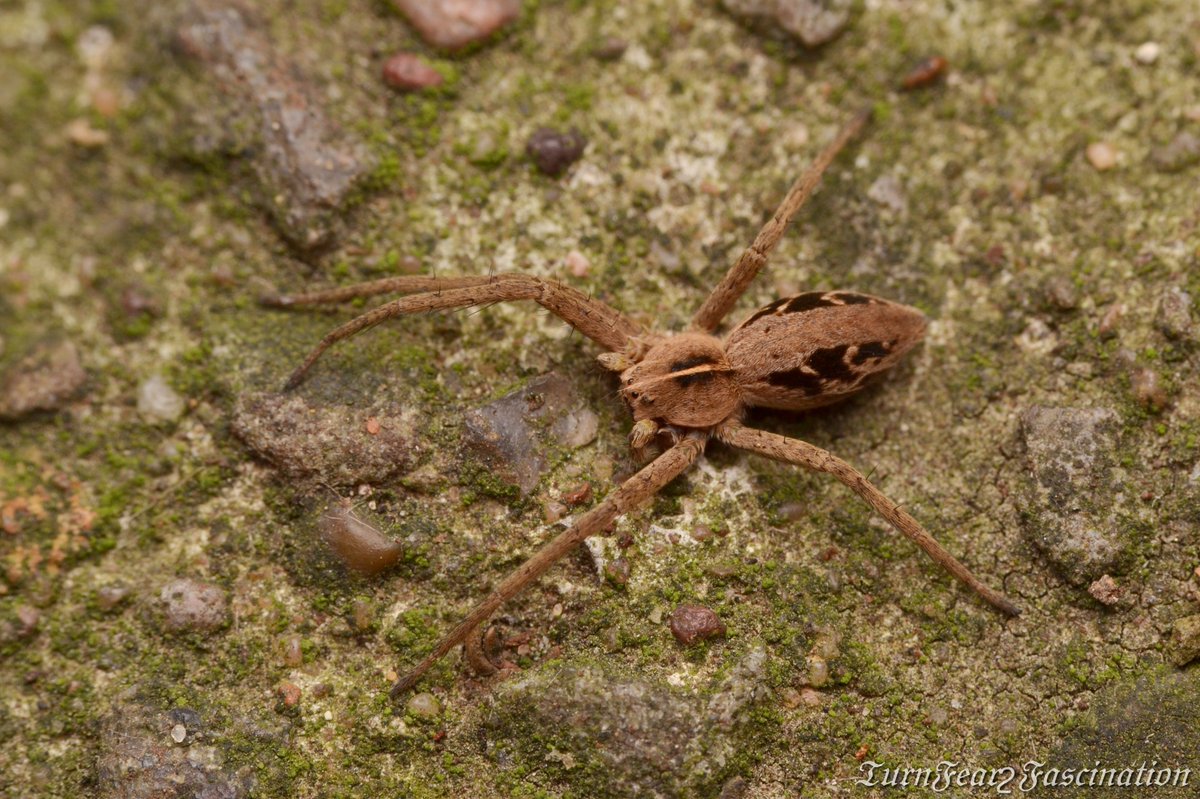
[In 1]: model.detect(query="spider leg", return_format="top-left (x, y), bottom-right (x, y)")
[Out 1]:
top-left (275, 273), bottom-right (641, 390)
top-left (260, 274), bottom-right (505, 307)
top-left (390, 433), bottom-right (707, 698)
top-left (717, 421), bottom-right (1021, 616)
top-left (690, 107), bottom-right (871, 333)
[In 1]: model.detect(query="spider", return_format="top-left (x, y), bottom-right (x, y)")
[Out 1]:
top-left (262, 107), bottom-right (1021, 698)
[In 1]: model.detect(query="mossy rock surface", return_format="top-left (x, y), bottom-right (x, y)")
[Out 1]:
top-left (2, 0), bottom-right (1200, 797)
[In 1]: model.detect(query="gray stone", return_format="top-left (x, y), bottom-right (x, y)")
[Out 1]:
top-left (95, 704), bottom-right (250, 799)
top-left (137, 374), bottom-right (185, 423)
top-left (721, 0), bottom-right (851, 48)
top-left (1154, 287), bottom-right (1193, 341)
top-left (175, 1), bottom-right (369, 252)
top-left (231, 392), bottom-right (418, 486)
top-left (485, 649), bottom-right (768, 797)
top-left (1019, 406), bottom-right (1130, 585)
top-left (463, 372), bottom-right (595, 496)
top-left (0, 339), bottom-right (86, 421)
top-left (159, 578), bottom-right (229, 634)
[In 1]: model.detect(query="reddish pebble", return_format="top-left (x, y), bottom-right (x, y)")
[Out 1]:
top-left (604, 557), bottom-right (631, 586)
top-left (901, 56), bottom-right (948, 90)
top-left (561, 482), bottom-right (592, 506)
top-left (1088, 574), bottom-right (1124, 606)
top-left (277, 682), bottom-right (301, 707)
top-left (365, 416), bottom-right (381, 435)
top-left (382, 53), bottom-right (444, 92)
top-left (392, 0), bottom-right (520, 51)
top-left (668, 604), bottom-right (725, 646)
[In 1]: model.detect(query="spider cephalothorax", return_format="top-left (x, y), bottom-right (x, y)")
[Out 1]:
top-left (262, 107), bottom-right (1020, 699)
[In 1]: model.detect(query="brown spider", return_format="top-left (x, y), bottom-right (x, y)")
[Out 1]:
top-left (262, 107), bottom-right (1021, 699)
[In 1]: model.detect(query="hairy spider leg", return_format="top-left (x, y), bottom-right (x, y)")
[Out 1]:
top-left (718, 421), bottom-right (1021, 616)
top-left (691, 107), bottom-right (873, 333)
top-left (390, 433), bottom-right (707, 697)
top-left (270, 273), bottom-right (642, 390)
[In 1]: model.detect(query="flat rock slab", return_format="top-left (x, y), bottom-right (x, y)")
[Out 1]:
top-left (1019, 406), bottom-right (1131, 586)
top-left (175, 0), bottom-right (369, 252)
top-left (232, 392), bottom-right (418, 486)
top-left (485, 649), bottom-right (767, 797)
top-left (462, 372), bottom-right (599, 496)
top-left (0, 339), bottom-right (87, 421)
top-left (95, 704), bottom-right (250, 799)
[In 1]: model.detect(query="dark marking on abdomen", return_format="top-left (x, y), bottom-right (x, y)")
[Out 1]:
top-left (672, 371), bottom-right (716, 388)
top-left (766, 367), bottom-right (823, 394)
top-left (806, 344), bottom-right (855, 382)
top-left (851, 340), bottom-right (890, 364)
top-left (783, 292), bottom-right (838, 314)
top-left (669, 355), bottom-right (718, 372)
top-left (830, 292), bottom-right (874, 305)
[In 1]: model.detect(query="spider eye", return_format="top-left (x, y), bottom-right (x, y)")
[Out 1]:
top-left (629, 390), bottom-right (640, 399)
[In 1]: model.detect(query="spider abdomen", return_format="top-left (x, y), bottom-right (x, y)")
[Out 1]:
top-left (725, 291), bottom-right (927, 411)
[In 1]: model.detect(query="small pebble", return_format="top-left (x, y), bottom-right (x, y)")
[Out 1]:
top-left (96, 584), bottom-right (131, 612)
top-left (170, 723), bottom-right (187, 743)
top-left (1134, 41), bottom-right (1160, 64)
top-left (391, 0), bottom-right (520, 51)
top-left (0, 340), bottom-right (87, 421)
top-left (364, 416), bottom-right (381, 435)
top-left (66, 118), bottom-right (109, 147)
top-left (806, 654), bottom-right (829, 687)
top-left (277, 682), bottom-right (301, 707)
top-left (1155, 287), bottom-right (1193, 340)
top-left (668, 604), bottom-right (725, 646)
top-left (318, 501), bottom-right (403, 576)
top-left (160, 578), bottom-right (228, 634)
top-left (900, 55), bottom-right (948, 90)
top-left (592, 36), bottom-right (628, 61)
top-left (604, 557), bottom-right (631, 586)
top-left (543, 500), bottom-right (568, 523)
top-left (561, 482), bottom-right (592, 506)
top-left (1097, 303), bottom-right (1124, 338)
top-left (780, 687), bottom-right (803, 709)
top-left (1088, 574), bottom-right (1124, 606)
top-left (1170, 615), bottom-right (1200, 666)
top-left (406, 692), bottom-right (440, 718)
top-left (137, 375), bottom-right (185, 423)
top-left (867, 173), bottom-right (906, 214)
top-left (1086, 142), bottom-right (1117, 171)
top-left (526, 128), bottom-right (586, 177)
top-left (382, 53), bottom-right (444, 91)
top-left (1045, 276), bottom-right (1077, 310)
top-left (350, 599), bottom-right (374, 632)
top-left (799, 687), bottom-right (823, 706)
top-left (1130, 368), bottom-right (1167, 412)
top-left (565, 250), bottom-right (590, 278)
